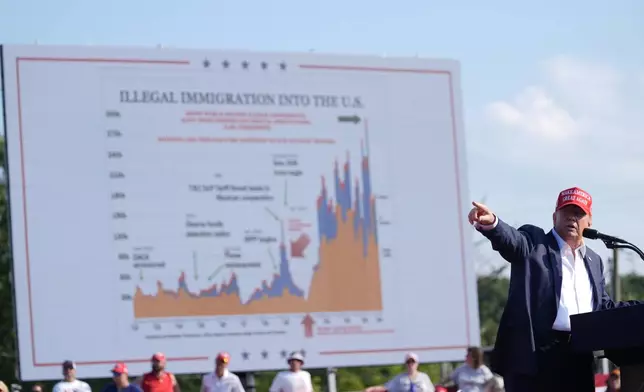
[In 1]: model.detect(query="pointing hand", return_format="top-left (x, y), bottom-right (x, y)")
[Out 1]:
top-left (468, 201), bottom-right (496, 226)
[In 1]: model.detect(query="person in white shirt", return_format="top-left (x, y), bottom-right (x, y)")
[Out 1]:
top-left (450, 347), bottom-right (493, 392)
top-left (200, 352), bottom-right (245, 392)
top-left (269, 352), bottom-right (313, 392)
top-left (52, 361), bottom-right (92, 392)
top-left (365, 352), bottom-right (435, 392)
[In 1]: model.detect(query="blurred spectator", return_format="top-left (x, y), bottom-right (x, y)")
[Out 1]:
top-left (0, 381), bottom-right (8, 392)
top-left (269, 351), bottom-right (313, 392)
top-left (450, 347), bottom-right (494, 392)
top-left (53, 361), bottom-right (92, 392)
top-left (200, 352), bottom-right (244, 392)
top-left (606, 369), bottom-right (620, 392)
top-left (137, 353), bottom-right (180, 392)
top-left (31, 384), bottom-right (44, 392)
top-left (364, 352), bottom-right (435, 392)
top-left (102, 363), bottom-right (142, 392)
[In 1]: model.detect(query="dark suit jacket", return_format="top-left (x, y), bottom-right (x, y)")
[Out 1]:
top-left (478, 218), bottom-right (641, 376)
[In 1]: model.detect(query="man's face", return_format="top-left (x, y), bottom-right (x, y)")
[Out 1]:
top-left (553, 205), bottom-right (592, 242)
top-left (63, 368), bottom-right (76, 379)
top-left (405, 359), bottom-right (418, 372)
top-left (32, 386), bottom-right (42, 392)
top-left (152, 359), bottom-right (165, 372)
top-left (113, 372), bottom-right (128, 386)
top-left (288, 359), bottom-right (302, 371)
top-left (215, 359), bottom-right (228, 372)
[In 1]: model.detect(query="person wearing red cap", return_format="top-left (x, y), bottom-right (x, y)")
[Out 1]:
top-left (137, 353), bottom-right (181, 392)
top-left (200, 352), bottom-right (244, 392)
top-left (469, 187), bottom-right (642, 392)
top-left (101, 363), bottom-right (142, 392)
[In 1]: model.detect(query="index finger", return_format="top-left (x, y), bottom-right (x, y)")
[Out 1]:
top-left (472, 201), bottom-right (486, 210)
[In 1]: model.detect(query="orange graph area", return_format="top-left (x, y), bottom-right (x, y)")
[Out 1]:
top-left (133, 207), bottom-right (382, 317)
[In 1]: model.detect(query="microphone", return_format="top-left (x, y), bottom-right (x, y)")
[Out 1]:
top-left (582, 228), bottom-right (627, 244)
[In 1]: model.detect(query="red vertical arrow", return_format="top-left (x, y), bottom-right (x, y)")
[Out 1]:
top-left (301, 314), bottom-right (315, 338)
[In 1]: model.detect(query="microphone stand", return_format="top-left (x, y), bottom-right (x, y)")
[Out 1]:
top-left (600, 239), bottom-right (644, 262)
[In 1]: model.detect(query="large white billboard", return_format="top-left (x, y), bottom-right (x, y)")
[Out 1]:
top-left (1, 44), bottom-right (479, 381)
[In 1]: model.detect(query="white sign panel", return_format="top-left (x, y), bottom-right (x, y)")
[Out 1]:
top-left (1, 44), bottom-right (479, 381)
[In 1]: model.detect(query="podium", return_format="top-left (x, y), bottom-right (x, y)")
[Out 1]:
top-left (571, 304), bottom-right (644, 392)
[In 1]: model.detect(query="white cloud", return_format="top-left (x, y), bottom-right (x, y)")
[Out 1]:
top-left (485, 85), bottom-right (579, 141)
top-left (468, 56), bottom-right (644, 275)
top-left (542, 55), bottom-right (623, 117)
top-left (480, 56), bottom-right (644, 179)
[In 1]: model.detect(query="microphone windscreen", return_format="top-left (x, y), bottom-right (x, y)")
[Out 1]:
top-left (583, 228), bottom-right (599, 239)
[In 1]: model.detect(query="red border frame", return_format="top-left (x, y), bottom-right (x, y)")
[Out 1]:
top-left (12, 56), bottom-right (472, 367)
top-left (14, 56), bottom-right (207, 367)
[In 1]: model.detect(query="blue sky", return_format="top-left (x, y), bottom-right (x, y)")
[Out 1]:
top-left (1, 0), bottom-right (644, 274)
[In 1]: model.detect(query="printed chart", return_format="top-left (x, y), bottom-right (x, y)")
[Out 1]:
top-left (1, 44), bottom-right (479, 380)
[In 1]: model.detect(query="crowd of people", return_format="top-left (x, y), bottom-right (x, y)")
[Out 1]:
top-left (364, 347), bottom-right (503, 392)
top-left (1, 350), bottom-right (313, 392)
top-left (0, 346), bottom-right (621, 392)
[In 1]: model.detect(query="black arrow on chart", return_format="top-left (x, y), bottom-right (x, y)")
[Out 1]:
top-left (208, 263), bottom-right (227, 281)
top-left (265, 207), bottom-right (281, 221)
top-left (267, 248), bottom-right (278, 271)
top-left (337, 115), bottom-right (361, 124)
top-left (193, 251), bottom-right (199, 280)
top-left (284, 179), bottom-right (288, 207)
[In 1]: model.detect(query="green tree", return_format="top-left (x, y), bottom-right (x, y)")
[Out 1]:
top-left (612, 272), bottom-right (644, 301)
top-left (476, 272), bottom-right (509, 347)
top-left (0, 136), bottom-right (17, 382)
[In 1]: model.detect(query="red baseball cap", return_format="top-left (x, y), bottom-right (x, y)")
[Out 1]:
top-left (216, 352), bottom-right (230, 364)
top-left (152, 352), bottom-right (166, 362)
top-left (111, 362), bottom-right (128, 374)
top-left (556, 186), bottom-right (592, 215)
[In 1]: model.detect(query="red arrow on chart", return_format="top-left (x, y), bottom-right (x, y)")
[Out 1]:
top-left (302, 314), bottom-right (315, 338)
top-left (290, 233), bottom-right (311, 258)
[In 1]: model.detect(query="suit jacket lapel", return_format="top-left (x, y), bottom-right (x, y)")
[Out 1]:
top-left (546, 231), bottom-right (563, 303)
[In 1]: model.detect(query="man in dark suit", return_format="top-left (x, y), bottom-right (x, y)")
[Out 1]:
top-left (469, 186), bottom-right (640, 392)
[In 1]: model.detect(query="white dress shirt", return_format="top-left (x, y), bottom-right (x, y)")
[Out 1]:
top-left (475, 217), bottom-right (594, 331)
top-left (550, 229), bottom-right (594, 331)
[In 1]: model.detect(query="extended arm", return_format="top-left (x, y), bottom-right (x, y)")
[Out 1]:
top-left (469, 202), bottom-right (536, 264)
top-left (476, 216), bottom-right (537, 264)
top-left (171, 374), bottom-right (181, 392)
